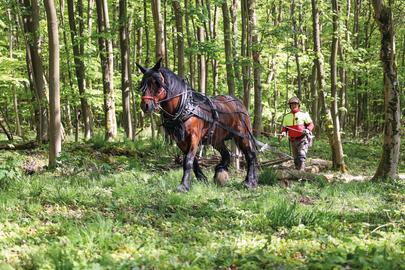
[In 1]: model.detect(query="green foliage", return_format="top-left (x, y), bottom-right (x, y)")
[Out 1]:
top-left (0, 139), bottom-right (404, 269)
top-left (0, 153), bottom-right (22, 190)
top-left (258, 167), bottom-right (278, 186)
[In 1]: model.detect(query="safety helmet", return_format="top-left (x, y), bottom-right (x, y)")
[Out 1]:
top-left (288, 96), bottom-right (301, 105)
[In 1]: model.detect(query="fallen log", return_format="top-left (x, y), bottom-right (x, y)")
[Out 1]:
top-left (0, 141), bottom-right (38, 150)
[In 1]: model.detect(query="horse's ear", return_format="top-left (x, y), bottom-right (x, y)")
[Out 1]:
top-left (136, 63), bottom-right (147, 74)
top-left (152, 58), bottom-right (163, 71)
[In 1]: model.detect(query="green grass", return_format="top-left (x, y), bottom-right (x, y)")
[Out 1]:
top-left (0, 136), bottom-right (404, 269)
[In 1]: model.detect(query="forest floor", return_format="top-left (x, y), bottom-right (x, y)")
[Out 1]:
top-left (0, 133), bottom-right (404, 269)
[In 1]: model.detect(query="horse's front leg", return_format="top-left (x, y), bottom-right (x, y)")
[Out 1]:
top-left (177, 135), bottom-right (200, 192)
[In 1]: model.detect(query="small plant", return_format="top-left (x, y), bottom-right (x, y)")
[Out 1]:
top-left (267, 198), bottom-right (320, 228)
top-left (259, 167), bottom-right (278, 185)
top-left (0, 156), bottom-right (22, 191)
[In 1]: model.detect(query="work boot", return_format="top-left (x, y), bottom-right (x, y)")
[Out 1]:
top-left (298, 161), bottom-right (306, 171)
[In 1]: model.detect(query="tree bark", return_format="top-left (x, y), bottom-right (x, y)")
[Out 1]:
top-left (96, 0), bottom-right (117, 141)
top-left (44, 0), bottom-right (61, 168)
top-left (311, 0), bottom-right (336, 164)
top-left (222, 0), bottom-right (236, 96)
top-left (195, 0), bottom-right (206, 94)
top-left (151, 0), bottom-right (165, 61)
top-left (371, 0), bottom-right (401, 180)
top-left (67, 0), bottom-right (92, 140)
top-left (291, 0), bottom-right (302, 99)
top-left (185, 0), bottom-right (194, 87)
top-left (241, 0), bottom-right (251, 111)
top-left (119, 0), bottom-right (133, 140)
top-left (231, 0), bottom-right (241, 96)
top-left (172, 0), bottom-right (185, 78)
top-left (330, 0), bottom-right (346, 172)
top-left (20, 0), bottom-right (49, 143)
top-left (250, 0), bottom-right (262, 136)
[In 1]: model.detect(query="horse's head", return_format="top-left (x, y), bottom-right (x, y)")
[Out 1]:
top-left (136, 58), bottom-right (167, 113)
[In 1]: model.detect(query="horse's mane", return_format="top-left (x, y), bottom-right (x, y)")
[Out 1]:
top-left (160, 68), bottom-right (188, 97)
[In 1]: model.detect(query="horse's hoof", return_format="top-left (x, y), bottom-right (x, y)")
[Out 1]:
top-left (197, 174), bottom-right (208, 183)
top-left (243, 181), bottom-right (258, 189)
top-left (176, 184), bottom-right (189, 192)
top-left (214, 170), bottom-right (229, 186)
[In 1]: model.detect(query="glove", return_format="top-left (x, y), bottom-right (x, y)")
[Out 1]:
top-left (302, 129), bottom-right (311, 135)
top-left (278, 131), bottom-right (286, 141)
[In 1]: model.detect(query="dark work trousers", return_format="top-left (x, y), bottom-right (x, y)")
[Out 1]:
top-left (290, 136), bottom-right (309, 170)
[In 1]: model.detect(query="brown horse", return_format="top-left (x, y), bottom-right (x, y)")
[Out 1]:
top-left (137, 59), bottom-right (258, 192)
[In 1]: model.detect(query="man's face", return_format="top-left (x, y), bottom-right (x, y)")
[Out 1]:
top-left (290, 102), bottom-right (299, 110)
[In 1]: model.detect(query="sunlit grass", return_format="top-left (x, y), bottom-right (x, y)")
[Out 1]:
top-left (0, 138), bottom-right (404, 269)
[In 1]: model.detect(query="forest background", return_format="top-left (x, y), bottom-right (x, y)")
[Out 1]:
top-left (0, 0), bottom-right (404, 268)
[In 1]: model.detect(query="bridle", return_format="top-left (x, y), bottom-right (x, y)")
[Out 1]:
top-left (141, 72), bottom-right (189, 120)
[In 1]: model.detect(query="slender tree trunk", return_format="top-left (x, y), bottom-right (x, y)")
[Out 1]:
top-left (241, 0), bottom-right (251, 110)
top-left (143, 0), bottom-right (150, 65)
top-left (0, 111), bottom-right (13, 141)
top-left (330, 0), bottom-right (346, 172)
top-left (352, 0), bottom-right (361, 137)
top-left (151, 0), bottom-right (165, 60)
top-left (20, 0), bottom-right (49, 143)
top-left (119, 0), bottom-right (133, 139)
top-left (371, 0), bottom-right (400, 180)
top-left (96, 0), bottom-right (117, 141)
top-left (311, 0), bottom-right (336, 161)
top-left (44, 0), bottom-right (61, 168)
top-left (67, 0), bottom-right (91, 140)
top-left (310, 64), bottom-right (318, 132)
top-left (195, 0), bottom-right (206, 94)
top-left (13, 88), bottom-right (23, 137)
top-left (172, 0), bottom-right (185, 78)
top-left (291, 0), bottom-right (302, 99)
top-left (231, 0), bottom-right (241, 96)
top-left (250, 0), bottom-right (262, 136)
top-left (222, 0), bottom-right (235, 96)
top-left (185, 0), bottom-right (194, 87)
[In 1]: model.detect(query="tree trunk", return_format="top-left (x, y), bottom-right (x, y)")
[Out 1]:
top-left (20, 0), bottom-right (49, 143)
top-left (143, 0), bottom-right (150, 65)
top-left (151, 0), bottom-right (165, 61)
top-left (195, 0), bottom-right (206, 94)
top-left (330, 0), bottom-right (346, 172)
top-left (185, 0), bottom-right (194, 87)
top-left (352, 0), bottom-right (361, 137)
top-left (231, 0), bottom-right (241, 96)
top-left (13, 88), bottom-right (23, 137)
top-left (311, 0), bottom-right (335, 163)
top-left (371, 0), bottom-right (401, 180)
top-left (44, 0), bottom-right (61, 168)
top-left (291, 0), bottom-right (302, 99)
top-left (241, 0), bottom-right (251, 111)
top-left (96, 0), bottom-right (117, 141)
top-left (172, 0), bottom-right (185, 78)
top-left (0, 111), bottom-right (13, 141)
top-left (119, 0), bottom-right (133, 140)
top-left (250, 0), bottom-right (262, 136)
top-left (67, 0), bottom-right (91, 140)
top-left (222, 0), bottom-right (236, 96)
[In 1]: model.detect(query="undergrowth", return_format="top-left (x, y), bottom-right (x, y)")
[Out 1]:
top-left (0, 136), bottom-right (404, 269)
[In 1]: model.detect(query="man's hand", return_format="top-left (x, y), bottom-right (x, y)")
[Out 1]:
top-left (302, 129), bottom-right (311, 135)
top-left (278, 131), bottom-right (286, 141)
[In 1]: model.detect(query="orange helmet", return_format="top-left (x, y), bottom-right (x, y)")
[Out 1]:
top-left (288, 96), bottom-right (301, 104)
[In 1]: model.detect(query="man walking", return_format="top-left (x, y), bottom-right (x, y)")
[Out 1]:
top-left (279, 97), bottom-right (314, 171)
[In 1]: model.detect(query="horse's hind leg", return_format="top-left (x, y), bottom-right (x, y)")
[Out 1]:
top-left (235, 136), bottom-right (258, 188)
top-left (193, 158), bottom-right (207, 182)
top-left (213, 142), bottom-right (231, 185)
